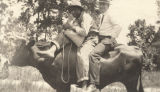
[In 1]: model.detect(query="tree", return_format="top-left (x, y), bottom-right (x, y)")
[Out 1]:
top-left (148, 0), bottom-right (160, 70)
top-left (17, 0), bottom-right (97, 40)
top-left (0, 0), bottom-right (96, 59)
top-left (17, 0), bottom-right (69, 39)
top-left (127, 19), bottom-right (157, 70)
top-left (151, 28), bottom-right (160, 69)
top-left (0, 0), bottom-right (29, 59)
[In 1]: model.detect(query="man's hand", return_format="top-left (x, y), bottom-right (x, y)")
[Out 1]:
top-left (63, 21), bottom-right (72, 30)
top-left (63, 17), bottom-right (75, 30)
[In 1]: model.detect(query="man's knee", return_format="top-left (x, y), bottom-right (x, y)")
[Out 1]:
top-left (89, 51), bottom-right (100, 64)
top-left (89, 49), bottom-right (101, 58)
top-left (89, 51), bottom-right (96, 59)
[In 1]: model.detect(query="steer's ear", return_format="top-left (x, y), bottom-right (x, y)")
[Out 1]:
top-left (27, 40), bottom-right (35, 47)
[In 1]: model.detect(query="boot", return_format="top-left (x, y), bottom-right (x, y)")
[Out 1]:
top-left (86, 84), bottom-right (97, 92)
top-left (37, 45), bottom-right (57, 58)
top-left (81, 80), bottom-right (88, 92)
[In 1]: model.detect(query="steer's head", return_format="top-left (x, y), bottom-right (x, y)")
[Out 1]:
top-left (11, 39), bottom-right (55, 68)
top-left (11, 39), bottom-right (36, 67)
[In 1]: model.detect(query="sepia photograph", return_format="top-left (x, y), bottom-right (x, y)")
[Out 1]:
top-left (0, 0), bottom-right (160, 92)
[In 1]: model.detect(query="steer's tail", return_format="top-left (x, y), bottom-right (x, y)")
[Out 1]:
top-left (137, 70), bottom-right (144, 92)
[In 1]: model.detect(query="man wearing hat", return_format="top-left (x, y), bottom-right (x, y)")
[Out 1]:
top-left (31, 2), bottom-right (98, 91)
top-left (87, 0), bottom-right (122, 91)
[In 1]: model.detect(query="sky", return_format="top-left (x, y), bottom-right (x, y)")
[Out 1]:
top-left (9, 0), bottom-right (159, 44)
top-left (109, 0), bottom-right (158, 44)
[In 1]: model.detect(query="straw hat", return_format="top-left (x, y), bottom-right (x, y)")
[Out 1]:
top-left (98, 0), bottom-right (110, 3)
top-left (67, 0), bottom-right (81, 6)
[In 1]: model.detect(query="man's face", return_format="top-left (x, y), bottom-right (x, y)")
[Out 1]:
top-left (95, 1), bottom-right (109, 13)
top-left (62, 12), bottom-right (69, 24)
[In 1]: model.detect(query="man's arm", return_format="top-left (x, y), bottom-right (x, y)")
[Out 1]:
top-left (71, 25), bottom-right (86, 36)
top-left (64, 12), bottom-right (92, 37)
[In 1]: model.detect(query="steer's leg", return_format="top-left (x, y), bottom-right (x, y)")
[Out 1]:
top-left (56, 89), bottom-right (70, 92)
top-left (122, 74), bottom-right (140, 92)
top-left (124, 82), bottom-right (138, 92)
top-left (56, 87), bottom-right (70, 92)
top-left (122, 68), bottom-right (144, 92)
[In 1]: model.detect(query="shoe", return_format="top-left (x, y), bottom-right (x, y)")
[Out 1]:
top-left (86, 84), bottom-right (97, 92)
top-left (81, 80), bottom-right (87, 92)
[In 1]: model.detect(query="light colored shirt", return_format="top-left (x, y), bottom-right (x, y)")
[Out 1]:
top-left (81, 12), bottom-right (93, 35)
top-left (63, 11), bottom-right (93, 47)
top-left (89, 13), bottom-right (101, 33)
top-left (99, 12), bottom-right (121, 38)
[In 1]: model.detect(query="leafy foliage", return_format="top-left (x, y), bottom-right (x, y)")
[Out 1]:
top-left (151, 28), bottom-right (160, 69)
top-left (17, 0), bottom-right (98, 41)
top-left (0, 0), bottom-right (96, 60)
top-left (18, 0), bottom-right (68, 33)
top-left (0, 0), bottom-right (29, 59)
top-left (127, 19), bottom-right (158, 71)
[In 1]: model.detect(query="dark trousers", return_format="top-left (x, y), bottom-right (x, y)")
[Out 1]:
top-left (89, 36), bottom-right (116, 85)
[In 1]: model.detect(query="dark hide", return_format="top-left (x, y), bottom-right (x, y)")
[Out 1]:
top-left (11, 41), bottom-right (144, 92)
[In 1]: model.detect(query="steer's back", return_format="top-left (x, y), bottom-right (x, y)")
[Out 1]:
top-left (99, 45), bottom-right (143, 89)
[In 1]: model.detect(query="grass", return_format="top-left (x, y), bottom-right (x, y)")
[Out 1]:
top-left (0, 66), bottom-right (55, 92)
top-left (142, 71), bottom-right (160, 88)
top-left (0, 66), bottom-right (160, 92)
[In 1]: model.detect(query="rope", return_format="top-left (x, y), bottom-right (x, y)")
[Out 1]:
top-left (61, 40), bottom-right (72, 84)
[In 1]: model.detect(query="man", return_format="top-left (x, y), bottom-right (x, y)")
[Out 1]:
top-left (87, 0), bottom-right (122, 91)
top-left (33, 5), bottom-right (92, 59)
top-left (31, 5), bottom-right (95, 91)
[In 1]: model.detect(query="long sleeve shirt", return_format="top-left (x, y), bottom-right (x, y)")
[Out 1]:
top-left (80, 12), bottom-right (93, 36)
top-left (99, 12), bottom-right (121, 38)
